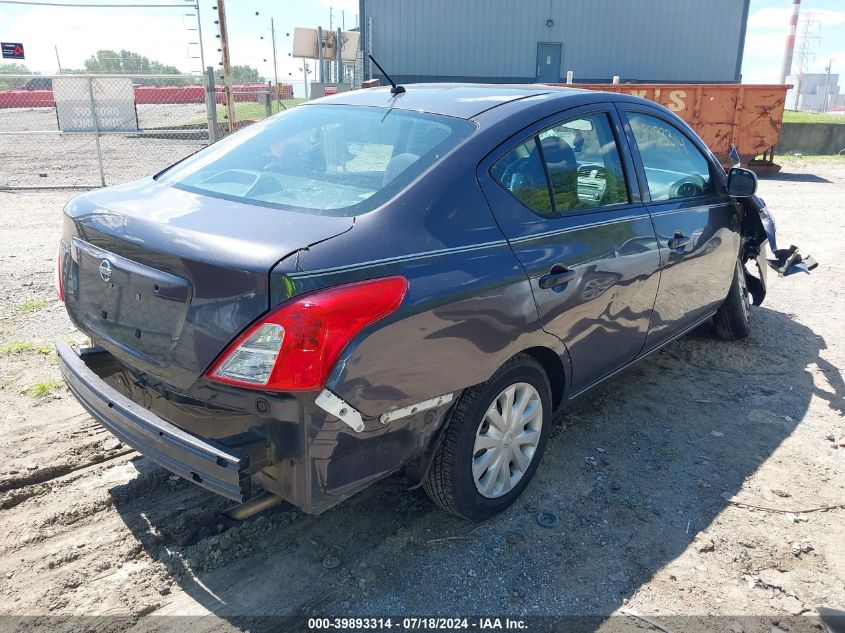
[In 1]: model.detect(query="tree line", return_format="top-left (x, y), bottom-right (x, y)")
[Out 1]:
top-left (1, 51), bottom-right (264, 89)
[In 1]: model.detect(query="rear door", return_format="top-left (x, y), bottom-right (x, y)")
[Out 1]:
top-left (617, 105), bottom-right (740, 351)
top-left (478, 104), bottom-right (661, 395)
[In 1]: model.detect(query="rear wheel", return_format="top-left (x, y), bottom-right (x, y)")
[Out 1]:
top-left (423, 354), bottom-right (552, 521)
top-left (714, 258), bottom-right (752, 340)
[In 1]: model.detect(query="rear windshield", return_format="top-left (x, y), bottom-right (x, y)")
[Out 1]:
top-left (156, 104), bottom-right (476, 216)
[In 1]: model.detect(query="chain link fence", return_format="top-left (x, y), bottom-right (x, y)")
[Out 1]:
top-left (0, 70), bottom-right (295, 190)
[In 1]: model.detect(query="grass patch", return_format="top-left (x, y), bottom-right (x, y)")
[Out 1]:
top-left (17, 298), bottom-right (51, 312)
top-left (1, 340), bottom-right (35, 355)
top-left (782, 110), bottom-right (845, 125)
top-left (654, 443), bottom-right (682, 459)
top-left (26, 378), bottom-right (63, 399)
top-left (621, 495), bottom-right (645, 510)
top-left (777, 153), bottom-right (845, 163)
top-left (0, 340), bottom-right (54, 356)
top-left (188, 98), bottom-right (307, 126)
top-left (609, 493), bottom-right (646, 510)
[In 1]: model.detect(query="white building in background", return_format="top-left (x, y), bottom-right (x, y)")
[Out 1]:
top-left (786, 72), bottom-right (844, 112)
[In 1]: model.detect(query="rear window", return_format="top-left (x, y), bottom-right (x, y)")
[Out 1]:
top-left (156, 105), bottom-right (476, 216)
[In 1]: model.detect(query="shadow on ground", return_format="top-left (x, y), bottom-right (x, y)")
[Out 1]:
top-left (760, 172), bottom-right (832, 184)
top-left (108, 306), bottom-right (841, 629)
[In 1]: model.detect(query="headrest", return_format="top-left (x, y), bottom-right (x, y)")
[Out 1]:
top-left (540, 136), bottom-right (576, 167)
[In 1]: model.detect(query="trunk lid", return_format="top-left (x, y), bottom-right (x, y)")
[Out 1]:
top-left (62, 178), bottom-right (352, 390)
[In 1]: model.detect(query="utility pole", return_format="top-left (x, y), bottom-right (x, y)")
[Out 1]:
top-left (792, 14), bottom-right (819, 111)
top-left (54, 45), bottom-right (62, 73)
top-left (822, 59), bottom-right (833, 113)
top-left (317, 26), bottom-right (325, 83)
top-left (329, 6), bottom-right (334, 81)
top-left (336, 27), bottom-right (342, 86)
top-left (194, 1), bottom-right (206, 76)
top-left (271, 18), bottom-right (280, 110)
top-left (217, 0), bottom-right (236, 133)
top-left (301, 61), bottom-right (310, 99)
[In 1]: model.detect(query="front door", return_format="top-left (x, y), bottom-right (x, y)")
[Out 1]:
top-left (479, 106), bottom-right (661, 395)
top-left (618, 105), bottom-right (741, 351)
top-left (536, 43), bottom-right (562, 84)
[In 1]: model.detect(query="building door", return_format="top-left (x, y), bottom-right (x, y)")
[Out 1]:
top-left (536, 43), bottom-right (562, 83)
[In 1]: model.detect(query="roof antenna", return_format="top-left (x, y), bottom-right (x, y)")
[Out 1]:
top-left (368, 54), bottom-right (405, 95)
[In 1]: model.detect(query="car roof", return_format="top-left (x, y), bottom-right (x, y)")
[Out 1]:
top-left (308, 83), bottom-right (593, 119)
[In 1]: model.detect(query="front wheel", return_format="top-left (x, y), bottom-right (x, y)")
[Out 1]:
top-left (423, 354), bottom-right (552, 521)
top-left (714, 258), bottom-right (752, 340)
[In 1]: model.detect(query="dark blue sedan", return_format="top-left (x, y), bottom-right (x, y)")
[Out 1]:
top-left (56, 84), bottom-right (772, 521)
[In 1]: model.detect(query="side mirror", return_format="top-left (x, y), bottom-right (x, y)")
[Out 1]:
top-left (727, 167), bottom-right (757, 198)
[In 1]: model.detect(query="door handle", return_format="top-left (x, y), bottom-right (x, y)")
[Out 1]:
top-left (539, 265), bottom-right (576, 290)
top-left (667, 232), bottom-right (691, 250)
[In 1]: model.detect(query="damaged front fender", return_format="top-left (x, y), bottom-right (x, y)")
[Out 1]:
top-left (739, 194), bottom-right (818, 306)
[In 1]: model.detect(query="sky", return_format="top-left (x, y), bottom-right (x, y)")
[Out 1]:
top-left (742, 0), bottom-right (845, 83)
top-left (0, 0), bottom-right (359, 94)
top-left (1, 0), bottom-right (844, 93)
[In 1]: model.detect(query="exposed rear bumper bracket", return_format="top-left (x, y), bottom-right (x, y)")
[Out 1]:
top-left (57, 342), bottom-right (256, 502)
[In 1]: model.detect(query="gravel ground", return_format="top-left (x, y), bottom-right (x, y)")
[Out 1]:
top-left (0, 159), bottom-right (843, 632)
top-left (0, 104), bottom-right (209, 133)
top-left (0, 105), bottom-right (209, 189)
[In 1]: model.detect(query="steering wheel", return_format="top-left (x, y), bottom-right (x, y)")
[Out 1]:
top-left (672, 178), bottom-right (704, 199)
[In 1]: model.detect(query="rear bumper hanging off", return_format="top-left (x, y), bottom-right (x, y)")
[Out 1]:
top-left (56, 342), bottom-right (255, 501)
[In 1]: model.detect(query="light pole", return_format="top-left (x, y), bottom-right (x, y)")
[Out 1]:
top-left (822, 59), bottom-right (833, 112)
top-left (271, 18), bottom-right (280, 110)
top-left (301, 61), bottom-right (311, 99)
top-left (192, 0), bottom-right (206, 75)
top-left (216, 0), bottom-right (235, 133)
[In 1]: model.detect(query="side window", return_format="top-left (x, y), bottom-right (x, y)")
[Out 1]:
top-left (538, 112), bottom-right (629, 213)
top-left (490, 137), bottom-right (554, 216)
top-left (627, 112), bottom-right (714, 201)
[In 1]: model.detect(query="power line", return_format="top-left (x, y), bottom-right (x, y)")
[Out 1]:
top-left (0, 0), bottom-right (192, 6)
top-left (0, 0), bottom-right (205, 74)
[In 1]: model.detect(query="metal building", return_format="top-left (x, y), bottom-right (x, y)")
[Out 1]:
top-left (359, 0), bottom-right (750, 85)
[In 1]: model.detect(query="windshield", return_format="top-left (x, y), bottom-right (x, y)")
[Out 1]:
top-left (156, 105), bottom-right (476, 216)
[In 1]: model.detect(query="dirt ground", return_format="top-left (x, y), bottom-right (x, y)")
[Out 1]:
top-left (0, 158), bottom-right (843, 632)
top-left (0, 106), bottom-right (209, 188)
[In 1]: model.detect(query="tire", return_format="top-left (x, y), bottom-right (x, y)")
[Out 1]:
top-left (714, 258), bottom-right (752, 340)
top-left (423, 353), bottom-right (552, 521)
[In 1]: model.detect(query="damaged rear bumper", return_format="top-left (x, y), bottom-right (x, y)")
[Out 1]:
top-left (57, 343), bottom-right (453, 514)
top-left (57, 342), bottom-right (256, 501)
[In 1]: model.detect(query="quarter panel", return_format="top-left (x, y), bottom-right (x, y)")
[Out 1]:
top-left (317, 245), bottom-right (565, 418)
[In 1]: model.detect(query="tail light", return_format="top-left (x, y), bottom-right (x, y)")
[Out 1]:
top-left (54, 245), bottom-right (64, 302)
top-left (207, 276), bottom-right (408, 391)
